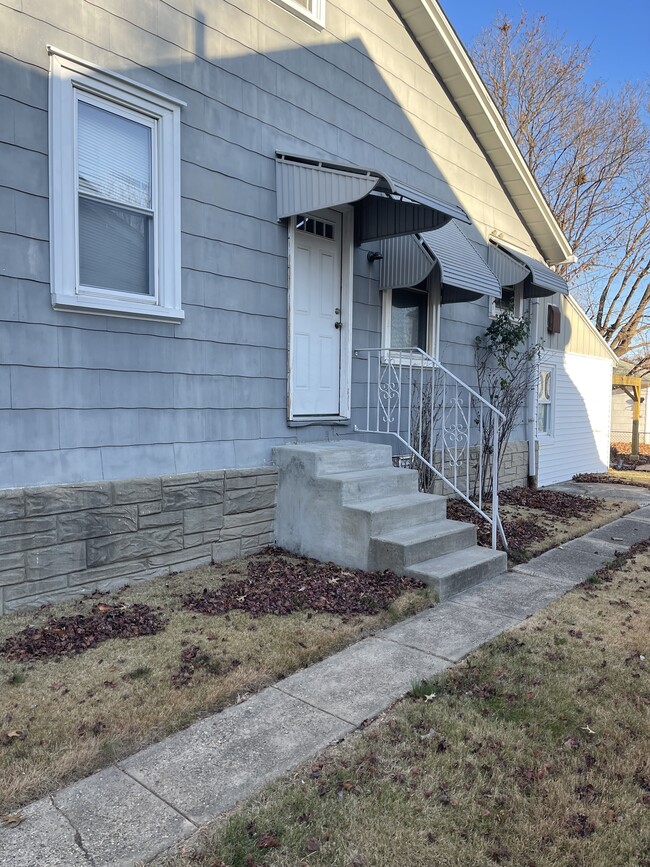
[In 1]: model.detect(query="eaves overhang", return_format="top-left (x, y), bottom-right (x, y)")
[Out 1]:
top-left (390, 0), bottom-right (573, 265)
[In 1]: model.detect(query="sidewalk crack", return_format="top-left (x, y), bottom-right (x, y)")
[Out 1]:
top-left (49, 796), bottom-right (95, 866)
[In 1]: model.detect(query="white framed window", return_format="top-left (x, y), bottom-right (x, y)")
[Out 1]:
top-left (537, 366), bottom-right (554, 436)
top-left (48, 47), bottom-right (185, 322)
top-left (490, 286), bottom-right (523, 320)
top-left (270, 0), bottom-right (326, 28)
top-left (381, 284), bottom-right (440, 360)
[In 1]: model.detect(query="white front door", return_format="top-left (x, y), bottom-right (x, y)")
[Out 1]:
top-left (291, 210), bottom-right (343, 416)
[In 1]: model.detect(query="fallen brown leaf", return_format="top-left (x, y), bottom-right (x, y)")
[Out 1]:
top-left (1, 813), bottom-right (23, 827)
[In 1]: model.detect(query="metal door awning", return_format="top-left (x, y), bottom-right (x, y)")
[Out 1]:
top-left (275, 152), bottom-right (469, 243)
top-left (378, 221), bottom-right (501, 302)
top-left (489, 241), bottom-right (569, 297)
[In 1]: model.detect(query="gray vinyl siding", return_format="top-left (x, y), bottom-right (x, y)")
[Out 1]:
top-left (0, 0), bottom-right (541, 489)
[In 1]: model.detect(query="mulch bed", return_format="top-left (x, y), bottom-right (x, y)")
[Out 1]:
top-left (448, 487), bottom-right (604, 552)
top-left (499, 486), bottom-right (602, 517)
top-left (0, 604), bottom-right (164, 662)
top-left (183, 549), bottom-right (425, 618)
top-left (447, 498), bottom-right (546, 551)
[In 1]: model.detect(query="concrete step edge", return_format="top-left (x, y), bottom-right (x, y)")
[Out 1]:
top-left (343, 492), bottom-right (447, 514)
top-left (372, 519), bottom-right (475, 545)
top-left (407, 547), bottom-right (507, 580)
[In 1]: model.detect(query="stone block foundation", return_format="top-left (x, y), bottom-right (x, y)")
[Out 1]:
top-left (0, 468), bottom-right (277, 615)
top-left (397, 440), bottom-right (531, 496)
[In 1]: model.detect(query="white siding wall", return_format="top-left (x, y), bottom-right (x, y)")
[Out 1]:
top-left (537, 351), bottom-right (613, 486)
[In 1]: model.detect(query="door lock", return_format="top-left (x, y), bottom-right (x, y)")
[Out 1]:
top-left (335, 307), bottom-right (341, 315)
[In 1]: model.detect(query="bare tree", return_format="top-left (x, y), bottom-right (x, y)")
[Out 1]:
top-left (471, 13), bottom-right (650, 362)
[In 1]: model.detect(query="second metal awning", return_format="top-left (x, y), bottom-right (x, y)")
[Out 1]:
top-left (276, 152), bottom-right (469, 243)
top-left (379, 221), bottom-right (501, 302)
top-left (489, 241), bottom-right (569, 297)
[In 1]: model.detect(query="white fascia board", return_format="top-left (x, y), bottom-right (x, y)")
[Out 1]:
top-left (391, 0), bottom-right (573, 265)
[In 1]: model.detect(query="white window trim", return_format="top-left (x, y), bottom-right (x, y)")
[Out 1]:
top-left (537, 364), bottom-right (555, 438)
top-left (48, 46), bottom-right (185, 322)
top-left (489, 286), bottom-right (523, 320)
top-left (270, 0), bottom-right (326, 28)
top-left (381, 284), bottom-right (440, 364)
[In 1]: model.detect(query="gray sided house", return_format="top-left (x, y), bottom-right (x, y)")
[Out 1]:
top-left (0, 0), bottom-right (606, 614)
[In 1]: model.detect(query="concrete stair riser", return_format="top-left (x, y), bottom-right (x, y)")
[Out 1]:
top-left (406, 548), bottom-right (507, 601)
top-left (320, 467), bottom-right (420, 501)
top-left (369, 520), bottom-right (477, 571)
top-left (343, 492), bottom-right (447, 537)
top-left (272, 441), bottom-right (393, 478)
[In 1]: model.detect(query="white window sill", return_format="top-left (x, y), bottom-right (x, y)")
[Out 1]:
top-left (51, 293), bottom-right (185, 323)
top-left (288, 416), bottom-right (350, 427)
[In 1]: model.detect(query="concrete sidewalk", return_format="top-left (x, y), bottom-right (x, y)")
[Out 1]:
top-left (2, 494), bottom-right (650, 867)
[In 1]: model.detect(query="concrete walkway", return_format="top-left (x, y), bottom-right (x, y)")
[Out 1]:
top-left (3, 492), bottom-right (650, 867)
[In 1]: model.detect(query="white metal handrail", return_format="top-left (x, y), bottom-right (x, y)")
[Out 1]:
top-left (354, 348), bottom-right (507, 549)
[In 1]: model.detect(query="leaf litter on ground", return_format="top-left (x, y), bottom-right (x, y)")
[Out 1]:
top-left (447, 487), bottom-right (625, 555)
top-left (0, 604), bottom-right (164, 662)
top-left (182, 548), bottom-right (425, 618)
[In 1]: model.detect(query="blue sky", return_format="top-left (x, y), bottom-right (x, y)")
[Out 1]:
top-left (444, 1), bottom-right (649, 89)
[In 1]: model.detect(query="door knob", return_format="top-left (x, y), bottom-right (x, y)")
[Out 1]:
top-left (334, 321), bottom-right (342, 329)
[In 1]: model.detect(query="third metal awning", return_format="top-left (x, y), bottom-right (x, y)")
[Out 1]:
top-left (488, 241), bottom-right (569, 297)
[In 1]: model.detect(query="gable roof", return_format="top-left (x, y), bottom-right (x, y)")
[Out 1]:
top-left (391, 0), bottom-right (573, 266)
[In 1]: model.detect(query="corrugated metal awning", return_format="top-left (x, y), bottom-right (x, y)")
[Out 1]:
top-left (276, 152), bottom-right (469, 242)
top-left (490, 241), bottom-right (569, 297)
top-left (487, 245), bottom-right (529, 288)
top-left (378, 234), bottom-right (435, 289)
top-left (421, 222), bottom-right (501, 302)
top-left (379, 221), bottom-right (500, 302)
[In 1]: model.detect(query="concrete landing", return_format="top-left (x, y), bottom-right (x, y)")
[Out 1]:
top-left (2, 504), bottom-right (649, 867)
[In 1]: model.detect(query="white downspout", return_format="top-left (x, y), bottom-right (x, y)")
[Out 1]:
top-left (527, 297), bottom-right (541, 486)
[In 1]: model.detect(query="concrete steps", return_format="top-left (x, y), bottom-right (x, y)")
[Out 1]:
top-left (406, 547), bottom-right (507, 601)
top-left (321, 466), bottom-right (419, 499)
top-left (343, 491), bottom-right (447, 537)
top-left (273, 440), bottom-right (507, 600)
top-left (370, 520), bottom-right (477, 570)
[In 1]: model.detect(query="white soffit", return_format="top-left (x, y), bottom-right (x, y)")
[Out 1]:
top-left (390, 0), bottom-right (573, 264)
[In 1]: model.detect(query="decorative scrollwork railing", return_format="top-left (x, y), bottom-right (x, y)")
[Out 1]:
top-left (354, 348), bottom-right (506, 549)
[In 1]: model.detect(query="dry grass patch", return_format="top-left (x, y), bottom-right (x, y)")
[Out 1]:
top-left (163, 547), bottom-right (650, 867)
top-left (0, 551), bottom-right (430, 813)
